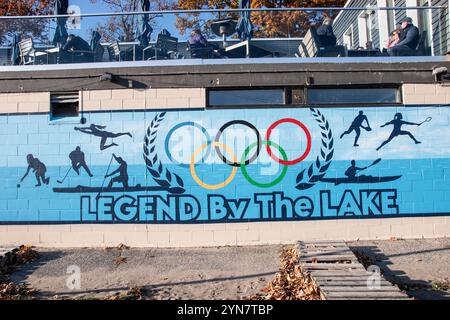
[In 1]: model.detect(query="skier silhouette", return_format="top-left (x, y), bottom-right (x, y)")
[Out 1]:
top-left (105, 154), bottom-right (129, 188)
top-left (20, 154), bottom-right (50, 187)
top-left (376, 113), bottom-right (422, 151)
top-left (69, 146), bottom-right (93, 177)
top-left (74, 124), bottom-right (132, 150)
top-left (340, 111), bottom-right (371, 147)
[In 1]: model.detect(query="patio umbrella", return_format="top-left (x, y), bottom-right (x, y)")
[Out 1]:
top-left (236, 0), bottom-right (253, 41)
top-left (10, 33), bottom-right (21, 65)
top-left (52, 0), bottom-right (69, 47)
top-left (136, 0), bottom-right (153, 47)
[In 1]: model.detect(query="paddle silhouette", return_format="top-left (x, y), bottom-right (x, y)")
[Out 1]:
top-left (376, 113), bottom-right (425, 151)
top-left (105, 154), bottom-right (129, 189)
top-left (20, 154), bottom-right (50, 187)
top-left (320, 158), bottom-right (401, 185)
top-left (74, 124), bottom-right (132, 151)
top-left (340, 111), bottom-right (372, 147)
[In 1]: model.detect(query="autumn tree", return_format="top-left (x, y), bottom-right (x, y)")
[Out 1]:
top-left (175, 0), bottom-right (347, 38)
top-left (0, 0), bottom-right (52, 44)
top-left (89, 0), bottom-right (173, 42)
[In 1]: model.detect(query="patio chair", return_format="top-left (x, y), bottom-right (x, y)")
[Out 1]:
top-left (108, 41), bottom-right (122, 61)
top-left (296, 27), bottom-right (346, 58)
top-left (415, 30), bottom-right (428, 56)
top-left (143, 34), bottom-right (179, 60)
top-left (18, 38), bottom-right (48, 65)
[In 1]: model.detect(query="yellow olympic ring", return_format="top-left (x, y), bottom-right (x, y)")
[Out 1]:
top-left (190, 141), bottom-right (237, 190)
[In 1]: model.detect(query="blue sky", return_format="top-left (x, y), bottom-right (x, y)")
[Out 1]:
top-left (68, 0), bottom-right (183, 40)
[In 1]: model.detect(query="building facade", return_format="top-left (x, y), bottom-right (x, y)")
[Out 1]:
top-left (0, 56), bottom-right (449, 247)
top-left (333, 0), bottom-right (449, 55)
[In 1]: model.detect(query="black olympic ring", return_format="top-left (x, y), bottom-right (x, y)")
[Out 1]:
top-left (214, 120), bottom-right (262, 167)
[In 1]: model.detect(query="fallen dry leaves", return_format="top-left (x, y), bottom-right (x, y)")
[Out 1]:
top-left (248, 246), bottom-right (322, 300)
top-left (0, 245), bottom-right (39, 300)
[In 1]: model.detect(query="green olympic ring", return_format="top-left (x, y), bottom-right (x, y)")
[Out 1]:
top-left (240, 141), bottom-right (289, 188)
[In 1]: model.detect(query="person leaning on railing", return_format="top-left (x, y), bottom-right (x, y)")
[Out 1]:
top-left (387, 17), bottom-right (420, 56)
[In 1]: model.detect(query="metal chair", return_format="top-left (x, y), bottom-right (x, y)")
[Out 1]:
top-left (18, 38), bottom-right (47, 65)
top-left (143, 34), bottom-right (178, 60)
top-left (109, 41), bottom-right (122, 61)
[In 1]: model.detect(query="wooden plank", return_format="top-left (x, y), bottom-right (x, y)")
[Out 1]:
top-left (325, 291), bottom-right (408, 298)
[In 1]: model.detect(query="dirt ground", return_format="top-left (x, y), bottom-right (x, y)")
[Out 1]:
top-left (7, 238), bottom-right (450, 300)
top-left (348, 238), bottom-right (450, 300)
top-left (10, 245), bottom-right (282, 300)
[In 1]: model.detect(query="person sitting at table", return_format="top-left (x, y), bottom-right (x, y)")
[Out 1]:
top-left (189, 29), bottom-right (221, 58)
top-left (388, 17), bottom-right (420, 56)
top-left (316, 17), bottom-right (337, 47)
top-left (387, 29), bottom-right (401, 49)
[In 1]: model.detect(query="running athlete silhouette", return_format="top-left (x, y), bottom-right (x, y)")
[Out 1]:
top-left (20, 154), bottom-right (50, 187)
top-left (376, 113), bottom-right (422, 151)
top-left (74, 124), bottom-right (132, 151)
top-left (69, 146), bottom-right (93, 177)
top-left (340, 111), bottom-right (372, 147)
top-left (105, 154), bottom-right (129, 188)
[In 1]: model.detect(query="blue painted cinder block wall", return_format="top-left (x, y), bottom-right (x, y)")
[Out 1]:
top-left (0, 105), bottom-right (449, 224)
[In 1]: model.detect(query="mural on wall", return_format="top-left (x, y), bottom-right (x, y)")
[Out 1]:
top-left (0, 105), bottom-right (446, 224)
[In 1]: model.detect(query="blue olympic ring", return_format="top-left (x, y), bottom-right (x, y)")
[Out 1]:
top-left (164, 121), bottom-right (212, 168)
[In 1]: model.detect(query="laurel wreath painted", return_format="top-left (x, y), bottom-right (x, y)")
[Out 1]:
top-left (295, 108), bottom-right (334, 190)
top-left (144, 112), bottom-right (186, 194)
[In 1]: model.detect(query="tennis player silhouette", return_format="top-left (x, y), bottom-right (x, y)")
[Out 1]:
top-left (376, 113), bottom-right (422, 151)
top-left (74, 124), bottom-right (132, 151)
top-left (340, 111), bottom-right (372, 147)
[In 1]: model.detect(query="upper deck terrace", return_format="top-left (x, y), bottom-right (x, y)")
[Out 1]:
top-left (0, 5), bottom-right (449, 93)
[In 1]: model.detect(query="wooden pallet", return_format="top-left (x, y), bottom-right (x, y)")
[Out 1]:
top-left (297, 241), bottom-right (410, 300)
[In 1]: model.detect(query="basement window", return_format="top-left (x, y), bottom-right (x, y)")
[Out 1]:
top-left (208, 88), bottom-right (285, 107)
top-left (307, 87), bottom-right (401, 105)
top-left (50, 92), bottom-right (80, 121)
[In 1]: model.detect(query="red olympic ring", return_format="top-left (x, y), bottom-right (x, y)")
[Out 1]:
top-left (265, 118), bottom-right (312, 165)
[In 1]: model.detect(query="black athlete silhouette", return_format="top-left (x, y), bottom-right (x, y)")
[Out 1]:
top-left (74, 124), bottom-right (132, 151)
top-left (69, 146), bottom-right (93, 177)
top-left (345, 160), bottom-right (367, 179)
top-left (20, 154), bottom-right (50, 187)
top-left (105, 154), bottom-right (129, 188)
top-left (340, 111), bottom-right (372, 147)
top-left (376, 113), bottom-right (422, 151)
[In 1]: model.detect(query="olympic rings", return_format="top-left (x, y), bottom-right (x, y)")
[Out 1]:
top-left (165, 122), bottom-right (211, 168)
top-left (240, 141), bottom-right (288, 188)
top-left (190, 141), bottom-right (237, 190)
top-left (265, 118), bottom-right (312, 166)
top-left (214, 120), bottom-right (261, 167)
top-left (166, 118), bottom-right (312, 189)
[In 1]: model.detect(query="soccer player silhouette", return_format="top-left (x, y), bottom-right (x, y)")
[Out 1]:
top-left (340, 111), bottom-right (372, 147)
top-left (376, 113), bottom-right (422, 151)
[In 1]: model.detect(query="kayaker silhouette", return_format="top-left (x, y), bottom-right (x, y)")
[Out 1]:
top-left (345, 160), bottom-right (367, 180)
top-left (74, 124), bottom-right (132, 151)
top-left (105, 154), bottom-right (129, 188)
top-left (376, 113), bottom-right (422, 151)
top-left (340, 111), bottom-right (372, 147)
top-left (69, 146), bottom-right (93, 177)
top-left (20, 154), bottom-right (50, 187)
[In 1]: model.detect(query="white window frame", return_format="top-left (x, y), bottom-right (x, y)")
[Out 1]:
top-left (378, 0), bottom-right (393, 49)
top-left (343, 25), bottom-right (354, 49)
top-left (417, 0), bottom-right (435, 55)
top-left (358, 10), bottom-right (373, 48)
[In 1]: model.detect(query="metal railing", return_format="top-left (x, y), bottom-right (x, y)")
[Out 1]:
top-left (0, 6), bottom-right (448, 66)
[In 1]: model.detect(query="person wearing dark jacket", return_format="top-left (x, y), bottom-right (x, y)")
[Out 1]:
top-left (316, 17), bottom-right (337, 47)
top-left (388, 17), bottom-right (420, 56)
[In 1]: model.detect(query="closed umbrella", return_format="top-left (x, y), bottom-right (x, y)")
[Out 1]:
top-left (236, 0), bottom-right (253, 41)
top-left (10, 33), bottom-right (21, 65)
top-left (136, 0), bottom-right (153, 47)
top-left (52, 0), bottom-right (69, 47)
